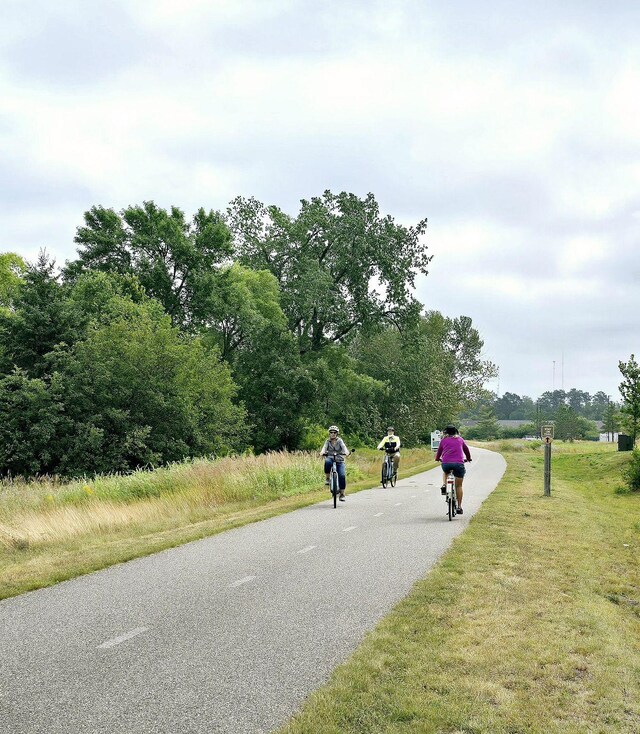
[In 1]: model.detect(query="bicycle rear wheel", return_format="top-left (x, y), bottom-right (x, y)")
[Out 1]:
top-left (390, 466), bottom-right (397, 487)
top-left (447, 495), bottom-right (454, 520)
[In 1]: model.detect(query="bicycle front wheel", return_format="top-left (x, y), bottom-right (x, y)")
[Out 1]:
top-left (332, 473), bottom-right (339, 508)
top-left (390, 467), bottom-right (397, 487)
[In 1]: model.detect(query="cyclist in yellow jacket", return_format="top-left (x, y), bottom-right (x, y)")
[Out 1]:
top-left (377, 427), bottom-right (400, 475)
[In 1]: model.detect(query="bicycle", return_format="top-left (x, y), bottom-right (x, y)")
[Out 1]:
top-left (380, 443), bottom-right (398, 488)
top-left (445, 468), bottom-right (457, 521)
top-left (324, 450), bottom-right (354, 508)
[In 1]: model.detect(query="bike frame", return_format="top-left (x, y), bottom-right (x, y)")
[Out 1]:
top-left (327, 454), bottom-right (343, 508)
top-left (446, 469), bottom-right (457, 520)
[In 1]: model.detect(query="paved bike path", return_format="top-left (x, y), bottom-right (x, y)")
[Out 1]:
top-left (0, 448), bottom-right (505, 734)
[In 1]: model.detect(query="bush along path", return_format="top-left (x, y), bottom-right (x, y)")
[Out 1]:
top-left (279, 441), bottom-right (640, 734)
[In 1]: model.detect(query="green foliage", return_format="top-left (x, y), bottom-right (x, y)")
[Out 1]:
top-left (227, 190), bottom-right (430, 353)
top-left (352, 313), bottom-right (493, 444)
top-left (66, 202), bottom-right (233, 329)
top-left (622, 447), bottom-right (640, 492)
top-left (0, 192), bottom-right (502, 477)
top-left (0, 252), bottom-right (27, 311)
top-left (619, 354), bottom-right (640, 444)
top-left (51, 299), bottom-right (246, 476)
top-left (553, 405), bottom-right (599, 441)
top-left (235, 323), bottom-right (312, 452)
top-left (0, 253), bottom-right (79, 377)
top-left (304, 347), bottom-right (388, 444)
top-left (463, 406), bottom-right (500, 440)
top-left (0, 370), bottom-right (64, 476)
top-left (202, 263), bottom-right (286, 361)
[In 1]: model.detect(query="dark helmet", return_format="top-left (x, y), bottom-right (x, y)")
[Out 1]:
top-left (444, 425), bottom-right (459, 435)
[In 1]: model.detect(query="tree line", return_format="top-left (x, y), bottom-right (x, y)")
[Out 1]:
top-left (0, 192), bottom-right (494, 478)
top-left (462, 377), bottom-right (637, 442)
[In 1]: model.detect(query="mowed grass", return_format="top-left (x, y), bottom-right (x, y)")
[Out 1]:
top-left (279, 441), bottom-right (640, 734)
top-left (0, 447), bottom-right (435, 600)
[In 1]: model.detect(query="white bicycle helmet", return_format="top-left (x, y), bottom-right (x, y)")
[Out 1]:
top-left (328, 425), bottom-right (339, 433)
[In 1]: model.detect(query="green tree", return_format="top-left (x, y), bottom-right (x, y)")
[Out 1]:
top-left (619, 354), bottom-right (640, 444)
top-left (0, 253), bottom-right (79, 378)
top-left (469, 406), bottom-right (500, 440)
top-left (235, 323), bottom-right (312, 451)
top-left (554, 404), bottom-right (581, 441)
top-left (52, 297), bottom-right (247, 476)
top-left (202, 264), bottom-right (286, 361)
top-left (303, 347), bottom-right (388, 445)
top-left (227, 191), bottom-right (430, 353)
top-left (603, 400), bottom-right (620, 441)
top-left (0, 370), bottom-right (64, 476)
top-left (0, 252), bottom-right (27, 311)
top-left (66, 202), bottom-right (233, 329)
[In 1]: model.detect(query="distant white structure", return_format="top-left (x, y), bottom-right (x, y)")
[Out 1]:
top-left (599, 432), bottom-right (619, 443)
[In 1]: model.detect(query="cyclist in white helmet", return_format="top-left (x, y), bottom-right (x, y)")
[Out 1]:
top-left (320, 425), bottom-right (350, 501)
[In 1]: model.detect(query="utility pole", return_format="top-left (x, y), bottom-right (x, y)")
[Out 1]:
top-left (553, 360), bottom-right (556, 391)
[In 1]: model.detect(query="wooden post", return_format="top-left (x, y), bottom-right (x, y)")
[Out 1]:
top-left (544, 438), bottom-right (551, 496)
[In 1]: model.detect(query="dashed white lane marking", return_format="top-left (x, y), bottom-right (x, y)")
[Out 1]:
top-left (297, 545), bottom-right (317, 554)
top-left (98, 627), bottom-right (148, 650)
top-left (394, 502), bottom-right (402, 506)
top-left (343, 526), bottom-right (357, 532)
top-left (411, 495), bottom-right (416, 498)
top-left (373, 512), bottom-right (384, 517)
top-left (230, 576), bottom-right (256, 588)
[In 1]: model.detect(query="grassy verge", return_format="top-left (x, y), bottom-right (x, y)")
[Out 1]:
top-left (279, 441), bottom-right (640, 734)
top-left (0, 448), bottom-right (435, 600)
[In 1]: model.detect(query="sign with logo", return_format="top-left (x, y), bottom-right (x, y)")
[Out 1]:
top-left (541, 424), bottom-right (554, 442)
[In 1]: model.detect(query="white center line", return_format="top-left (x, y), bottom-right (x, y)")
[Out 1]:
top-left (297, 545), bottom-right (317, 554)
top-left (394, 502), bottom-right (402, 506)
top-left (343, 526), bottom-right (357, 532)
top-left (230, 576), bottom-right (256, 588)
top-left (411, 495), bottom-right (416, 498)
top-left (98, 627), bottom-right (148, 650)
top-left (373, 512), bottom-right (384, 517)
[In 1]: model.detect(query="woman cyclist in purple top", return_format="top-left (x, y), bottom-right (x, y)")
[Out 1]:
top-left (435, 425), bottom-right (471, 514)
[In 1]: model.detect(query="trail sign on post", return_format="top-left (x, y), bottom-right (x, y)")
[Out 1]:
top-left (541, 425), bottom-right (553, 495)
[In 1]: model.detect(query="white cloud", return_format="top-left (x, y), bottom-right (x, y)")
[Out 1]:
top-left (1, 0), bottom-right (640, 399)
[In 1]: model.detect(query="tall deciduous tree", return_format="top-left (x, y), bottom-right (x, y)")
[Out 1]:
top-left (227, 191), bottom-right (430, 353)
top-left (66, 202), bottom-right (233, 329)
top-left (619, 354), bottom-right (640, 444)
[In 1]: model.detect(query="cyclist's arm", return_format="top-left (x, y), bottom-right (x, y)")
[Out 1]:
top-left (462, 441), bottom-right (472, 461)
top-left (320, 440), bottom-right (329, 456)
top-left (376, 438), bottom-right (386, 450)
top-left (435, 442), bottom-right (443, 462)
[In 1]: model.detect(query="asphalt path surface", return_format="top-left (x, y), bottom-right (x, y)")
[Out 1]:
top-left (1, 447), bottom-right (505, 734)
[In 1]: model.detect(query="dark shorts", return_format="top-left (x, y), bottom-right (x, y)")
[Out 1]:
top-left (442, 462), bottom-right (466, 478)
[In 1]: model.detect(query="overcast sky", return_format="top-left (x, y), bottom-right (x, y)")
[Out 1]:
top-left (2, 0), bottom-right (639, 401)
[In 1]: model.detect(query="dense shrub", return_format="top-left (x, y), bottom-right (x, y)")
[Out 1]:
top-left (622, 447), bottom-right (640, 492)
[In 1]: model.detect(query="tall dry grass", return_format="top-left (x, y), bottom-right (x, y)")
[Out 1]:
top-left (0, 447), bottom-right (436, 561)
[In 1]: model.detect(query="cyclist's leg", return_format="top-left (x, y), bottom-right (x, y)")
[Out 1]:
top-left (455, 477), bottom-right (463, 508)
top-left (324, 458), bottom-right (332, 486)
top-left (393, 452), bottom-right (400, 473)
top-left (441, 466), bottom-right (448, 495)
top-left (337, 462), bottom-right (346, 497)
